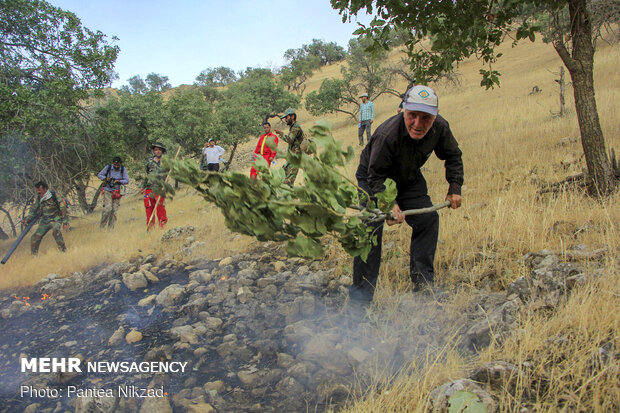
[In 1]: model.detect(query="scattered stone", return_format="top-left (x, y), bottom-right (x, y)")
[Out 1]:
top-left (203, 380), bottom-right (225, 393)
top-left (139, 395), bottom-right (173, 413)
top-left (219, 257), bottom-right (233, 267)
top-left (237, 286), bottom-right (254, 304)
top-left (156, 284), bottom-right (186, 307)
top-left (122, 272), bottom-right (148, 291)
top-left (143, 270), bottom-right (160, 283)
top-left (126, 330), bottom-right (143, 344)
top-left (74, 394), bottom-right (118, 413)
top-left (138, 294), bottom-right (157, 307)
top-left (169, 325), bottom-right (198, 345)
top-left (108, 326), bottom-right (125, 346)
top-left (469, 361), bottom-right (523, 391)
top-left (204, 317), bottom-right (223, 331)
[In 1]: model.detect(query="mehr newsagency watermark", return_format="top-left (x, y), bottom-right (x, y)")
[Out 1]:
top-left (19, 357), bottom-right (188, 399)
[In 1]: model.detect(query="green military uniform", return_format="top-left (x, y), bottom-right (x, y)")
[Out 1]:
top-left (281, 122), bottom-right (305, 185)
top-left (142, 157), bottom-right (163, 190)
top-left (26, 191), bottom-right (69, 254)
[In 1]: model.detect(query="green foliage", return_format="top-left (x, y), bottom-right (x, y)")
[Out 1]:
top-left (207, 68), bottom-right (299, 167)
top-left (0, 0), bottom-right (118, 206)
top-left (284, 39), bottom-right (347, 66)
top-left (194, 66), bottom-right (238, 87)
top-left (304, 36), bottom-right (396, 120)
top-left (157, 120), bottom-right (396, 260)
top-left (448, 391), bottom-right (488, 413)
top-left (122, 73), bottom-right (171, 94)
top-left (145, 73), bottom-right (171, 92)
top-left (92, 91), bottom-right (167, 160)
top-left (121, 75), bottom-right (148, 95)
top-left (279, 54), bottom-right (321, 96)
top-left (330, 0), bottom-right (545, 88)
top-left (164, 88), bottom-right (214, 153)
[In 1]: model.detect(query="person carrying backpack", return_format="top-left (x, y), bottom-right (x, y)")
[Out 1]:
top-left (24, 181), bottom-right (70, 255)
top-left (97, 156), bottom-right (130, 229)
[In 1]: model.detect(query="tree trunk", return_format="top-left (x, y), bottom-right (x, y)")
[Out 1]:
top-left (225, 142), bottom-right (238, 171)
top-left (558, 66), bottom-right (566, 117)
top-left (0, 205), bottom-right (17, 237)
top-left (0, 226), bottom-right (8, 240)
top-left (553, 0), bottom-right (616, 196)
top-left (74, 179), bottom-right (105, 214)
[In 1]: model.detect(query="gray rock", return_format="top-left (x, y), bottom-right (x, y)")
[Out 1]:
top-left (122, 272), bottom-right (148, 291)
top-left (143, 270), bottom-right (160, 283)
top-left (276, 376), bottom-right (305, 395)
top-left (300, 334), bottom-right (351, 375)
top-left (237, 286), bottom-right (254, 304)
top-left (108, 326), bottom-right (125, 346)
top-left (204, 317), bottom-right (223, 331)
top-left (189, 269), bottom-right (213, 284)
top-left (139, 396), bottom-right (172, 413)
top-left (138, 294), bottom-right (157, 307)
top-left (74, 394), bottom-right (118, 413)
top-left (169, 325), bottom-right (198, 344)
top-left (469, 361), bottom-right (523, 390)
top-left (156, 284), bottom-right (186, 307)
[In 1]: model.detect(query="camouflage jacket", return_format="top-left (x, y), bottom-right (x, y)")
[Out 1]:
top-left (26, 191), bottom-right (68, 224)
top-left (282, 122), bottom-right (305, 155)
top-left (142, 156), bottom-right (164, 189)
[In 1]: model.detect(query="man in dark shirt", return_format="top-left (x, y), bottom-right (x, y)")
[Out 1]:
top-left (351, 85), bottom-right (464, 303)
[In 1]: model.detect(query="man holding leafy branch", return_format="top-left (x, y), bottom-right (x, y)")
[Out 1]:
top-left (351, 85), bottom-right (464, 303)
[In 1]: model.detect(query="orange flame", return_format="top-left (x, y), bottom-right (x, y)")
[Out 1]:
top-left (220, 276), bottom-right (227, 280)
top-left (13, 295), bottom-right (31, 306)
top-left (41, 293), bottom-right (52, 301)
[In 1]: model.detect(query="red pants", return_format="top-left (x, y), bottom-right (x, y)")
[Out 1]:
top-left (144, 189), bottom-right (167, 229)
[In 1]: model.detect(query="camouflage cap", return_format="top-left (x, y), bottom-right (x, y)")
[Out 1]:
top-left (280, 108), bottom-right (296, 119)
top-left (151, 142), bottom-right (167, 154)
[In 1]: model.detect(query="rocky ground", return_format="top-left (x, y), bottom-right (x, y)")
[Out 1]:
top-left (0, 226), bottom-right (611, 413)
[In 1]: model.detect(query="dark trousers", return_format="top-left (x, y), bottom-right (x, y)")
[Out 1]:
top-left (351, 182), bottom-right (439, 301)
top-left (206, 163), bottom-right (220, 172)
top-left (358, 120), bottom-right (372, 145)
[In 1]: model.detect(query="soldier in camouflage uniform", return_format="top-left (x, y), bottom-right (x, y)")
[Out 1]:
top-left (140, 142), bottom-right (168, 229)
top-left (25, 181), bottom-right (70, 255)
top-left (274, 108), bottom-right (305, 186)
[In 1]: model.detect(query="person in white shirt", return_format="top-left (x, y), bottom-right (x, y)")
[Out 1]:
top-left (200, 139), bottom-right (226, 172)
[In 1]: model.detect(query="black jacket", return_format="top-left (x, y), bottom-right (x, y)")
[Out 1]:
top-left (356, 113), bottom-right (463, 202)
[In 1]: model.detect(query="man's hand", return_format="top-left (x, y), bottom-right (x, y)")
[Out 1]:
top-left (370, 120), bottom-right (373, 124)
top-left (446, 194), bottom-right (462, 209)
top-left (63, 223), bottom-right (70, 232)
top-left (139, 188), bottom-right (145, 194)
top-left (386, 204), bottom-right (405, 226)
top-left (105, 177), bottom-right (111, 181)
top-left (273, 129), bottom-right (283, 136)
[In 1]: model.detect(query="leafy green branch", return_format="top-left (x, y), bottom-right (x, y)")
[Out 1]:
top-left (156, 119), bottom-right (396, 260)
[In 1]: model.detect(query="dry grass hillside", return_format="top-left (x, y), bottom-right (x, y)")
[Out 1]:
top-left (0, 34), bottom-right (618, 411)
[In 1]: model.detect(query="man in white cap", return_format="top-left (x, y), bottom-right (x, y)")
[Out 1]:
top-left (350, 85), bottom-right (464, 303)
top-left (358, 92), bottom-right (375, 146)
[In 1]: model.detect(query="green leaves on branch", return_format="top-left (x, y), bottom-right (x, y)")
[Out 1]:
top-left (448, 391), bottom-right (488, 413)
top-left (157, 120), bottom-right (396, 261)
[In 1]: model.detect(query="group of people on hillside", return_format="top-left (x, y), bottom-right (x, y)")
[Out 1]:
top-left (21, 85), bottom-right (464, 307)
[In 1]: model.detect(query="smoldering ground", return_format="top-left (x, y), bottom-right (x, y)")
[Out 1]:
top-left (0, 243), bottom-right (477, 413)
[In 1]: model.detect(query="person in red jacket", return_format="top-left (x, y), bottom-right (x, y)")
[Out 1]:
top-left (250, 121), bottom-right (279, 179)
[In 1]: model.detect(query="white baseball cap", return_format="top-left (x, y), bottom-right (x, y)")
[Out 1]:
top-left (403, 85), bottom-right (438, 116)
